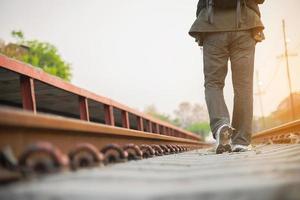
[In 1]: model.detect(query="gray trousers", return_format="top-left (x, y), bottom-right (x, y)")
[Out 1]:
top-left (203, 31), bottom-right (256, 146)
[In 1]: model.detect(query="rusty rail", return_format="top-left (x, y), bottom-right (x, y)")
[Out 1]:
top-left (0, 107), bottom-right (205, 158)
top-left (0, 107), bottom-right (208, 182)
top-left (252, 119), bottom-right (300, 144)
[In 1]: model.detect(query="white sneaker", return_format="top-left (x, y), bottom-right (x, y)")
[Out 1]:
top-left (232, 144), bottom-right (252, 152)
top-left (215, 124), bottom-right (234, 154)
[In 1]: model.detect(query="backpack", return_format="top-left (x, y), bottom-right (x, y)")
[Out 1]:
top-left (196, 0), bottom-right (243, 26)
top-left (196, 0), bottom-right (240, 17)
top-left (215, 0), bottom-right (239, 9)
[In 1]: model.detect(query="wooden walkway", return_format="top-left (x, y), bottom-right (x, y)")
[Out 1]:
top-left (1, 144), bottom-right (300, 200)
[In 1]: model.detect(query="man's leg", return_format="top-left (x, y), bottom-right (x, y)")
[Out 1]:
top-left (203, 32), bottom-right (230, 139)
top-left (229, 31), bottom-right (256, 146)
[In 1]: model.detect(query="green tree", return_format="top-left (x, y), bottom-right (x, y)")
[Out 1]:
top-left (7, 30), bottom-right (72, 81)
top-left (186, 122), bottom-right (211, 139)
top-left (11, 30), bottom-right (24, 41)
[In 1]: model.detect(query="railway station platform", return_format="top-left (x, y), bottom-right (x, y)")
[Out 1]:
top-left (1, 144), bottom-right (300, 200)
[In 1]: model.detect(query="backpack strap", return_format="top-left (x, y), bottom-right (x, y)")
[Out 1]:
top-left (206, 0), bottom-right (214, 24)
top-left (197, 0), bottom-right (250, 28)
top-left (236, 0), bottom-right (241, 28)
top-left (236, 0), bottom-right (248, 28)
top-left (196, 0), bottom-right (206, 17)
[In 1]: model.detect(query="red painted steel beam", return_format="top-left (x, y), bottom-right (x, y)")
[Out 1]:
top-left (79, 96), bottom-right (89, 121)
top-left (169, 129), bottom-right (172, 136)
top-left (170, 129), bottom-right (175, 136)
top-left (104, 105), bottom-right (115, 126)
top-left (148, 121), bottom-right (153, 133)
top-left (151, 123), bottom-right (156, 133)
top-left (20, 75), bottom-right (36, 113)
top-left (168, 128), bottom-right (172, 136)
top-left (137, 116), bottom-right (144, 131)
top-left (0, 55), bottom-right (201, 141)
top-left (109, 99), bottom-right (201, 140)
top-left (121, 111), bottom-right (130, 128)
top-left (156, 124), bottom-right (160, 134)
top-left (146, 120), bottom-right (152, 133)
top-left (164, 127), bottom-right (168, 136)
top-left (0, 55), bottom-right (112, 105)
top-left (165, 127), bottom-right (170, 136)
top-left (163, 126), bottom-right (167, 135)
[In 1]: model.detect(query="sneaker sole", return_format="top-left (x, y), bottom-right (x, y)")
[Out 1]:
top-left (216, 144), bottom-right (232, 154)
top-left (232, 147), bottom-right (248, 153)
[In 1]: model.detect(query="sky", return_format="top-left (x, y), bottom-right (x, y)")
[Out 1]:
top-left (0, 0), bottom-right (299, 118)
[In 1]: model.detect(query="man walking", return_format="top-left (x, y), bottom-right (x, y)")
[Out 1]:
top-left (189, 0), bottom-right (265, 153)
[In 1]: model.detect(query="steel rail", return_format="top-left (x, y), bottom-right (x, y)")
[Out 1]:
top-left (0, 107), bottom-right (206, 158)
top-left (0, 107), bottom-right (209, 182)
top-left (0, 54), bottom-right (200, 141)
top-left (252, 119), bottom-right (300, 144)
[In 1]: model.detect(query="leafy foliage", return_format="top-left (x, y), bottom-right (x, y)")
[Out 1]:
top-left (22, 40), bottom-right (72, 81)
top-left (5, 30), bottom-right (72, 81)
top-left (11, 30), bottom-right (24, 40)
top-left (186, 122), bottom-right (210, 139)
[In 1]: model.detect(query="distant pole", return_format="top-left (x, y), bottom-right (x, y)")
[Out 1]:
top-left (255, 70), bottom-right (266, 129)
top-left (282, 19), bottom-right (296, 120)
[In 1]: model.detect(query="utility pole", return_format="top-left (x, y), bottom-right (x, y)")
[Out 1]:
top-left (255, 70), bottom-right (266, 129)
top-left (282, 19), bottom-right (296, 120)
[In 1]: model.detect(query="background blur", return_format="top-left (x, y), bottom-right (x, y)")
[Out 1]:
top-left (0, 0), bottom-right (299, 138)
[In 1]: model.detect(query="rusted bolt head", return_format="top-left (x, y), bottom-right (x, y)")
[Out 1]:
top-left (151, 145), bottom-right (164, 156)
top-left (140, 145), bottom-right (155, 158)
top-left (19, 142), bottom-right (68, 174)
top-left (101, 144), bottom-right (128, 164)
top-left (123, 144), bottom-right (143, 161)
top-left (69, 143), bottom-right (104, 170)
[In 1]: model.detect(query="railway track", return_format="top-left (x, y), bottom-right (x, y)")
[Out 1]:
top-left (252, 119), bottom-right (300, 144)
top-left (0, 54), bottom-right (300, 195)
top-left (0, 107), bottom-right (208, 183)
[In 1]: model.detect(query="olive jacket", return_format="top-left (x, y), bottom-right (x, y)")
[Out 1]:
top-left (189, 0), bottom-right (265, 46)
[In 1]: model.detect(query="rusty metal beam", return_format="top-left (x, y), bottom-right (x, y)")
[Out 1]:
top-left (152, 123), bottom-right (157, 133)
top-left (148, 121), bottom-right (153, 133)
top-left (163, 126), bottom-right (167, 135)
top-left (121, 111), bottom-right (130, 128)
top-left (79, 96), bottom-right (89, 121)
top-left (165, 127), bottom-right (170, 136)
top-left (159, 126), bottom-right (162, 134)
top-left (19, 75), bottom-right (36, 113)
top-left (104, 105), bottom-right (115, 126)
top-left (137, 116), bottom-right (144, 131)
top-left (156, 124), bottom-right (160, 134)
top-left (146, 120), bottom-right (152, 133)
